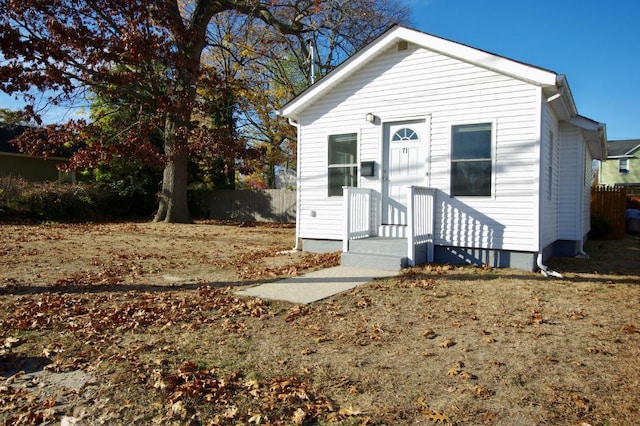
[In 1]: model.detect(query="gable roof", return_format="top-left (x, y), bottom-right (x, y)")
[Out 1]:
top-left (606, 139), bottom-right (640, 158)
top-left (278, 24), bottom-right (607, 159)
top-left (280, 25), bottom-right (565, 119)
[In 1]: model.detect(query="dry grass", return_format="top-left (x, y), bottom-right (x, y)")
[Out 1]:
top-left (1, 221), bottom-right (639, 425)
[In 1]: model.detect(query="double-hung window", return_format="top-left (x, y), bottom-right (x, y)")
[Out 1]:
top-left (619, 158), bottom-right (629, 174)
top-left (328, 133), bottom-right (358, 196)
top-left (451, 123), bottom-right (493, 196)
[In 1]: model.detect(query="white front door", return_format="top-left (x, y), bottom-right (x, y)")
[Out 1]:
top-left (382, 120), bottom-right (427, 225)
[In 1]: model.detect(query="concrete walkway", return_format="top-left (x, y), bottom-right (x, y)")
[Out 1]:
top-left (235, 266), bottom-right (398, 304)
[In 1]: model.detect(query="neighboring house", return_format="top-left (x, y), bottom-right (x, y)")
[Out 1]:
top-left (0, 123), bottom-right (74, 182)
top-left (279, 25), bottom-right (607, 272)
top-left (599, 139), bottom-right (640, 193)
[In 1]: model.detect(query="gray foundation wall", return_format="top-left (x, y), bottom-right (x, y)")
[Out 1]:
top-left (304, 238), bottom-right (584, 272)
top-left (434, 246), bottom-right (537, 271)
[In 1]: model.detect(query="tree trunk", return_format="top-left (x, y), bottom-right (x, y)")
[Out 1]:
top-left (154, 154), bottom-right (192, 223)
top-left (153, 116), bottom-right (193, 223)
top-left (267, 162), bottom-right (277, 189)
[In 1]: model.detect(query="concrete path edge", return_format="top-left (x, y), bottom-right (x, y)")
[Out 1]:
top-left (235, 266), bottom-right (398, 304)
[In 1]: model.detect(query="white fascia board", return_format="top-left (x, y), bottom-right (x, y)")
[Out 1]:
top-left (569, 115), bottom-right (608, 160)
top-left (279, 26), bottom-right (560, 119)
top-left (556, 75), bottom-right (578, 117)
top-left (569, 115), bottom-right (601, 131)
top-left (396, 27), bottom-right (558, 87)
top-left (625, 145), bottom-right (640, 155)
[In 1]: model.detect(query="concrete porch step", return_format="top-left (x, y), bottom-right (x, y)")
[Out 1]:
top-left (342, 237), bottom-right (408, 271)
top-left (341, 251), bottom-right (406, 271)
top-left (348, 237), bottom-right (407, 257)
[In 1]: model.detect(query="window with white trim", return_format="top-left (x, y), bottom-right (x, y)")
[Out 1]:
top-left (619, 158), bottom-right (629, 174)
top-left (328, 133), bottom-right (358, 196)
top-left (451, 123), bottom-right (492, 196)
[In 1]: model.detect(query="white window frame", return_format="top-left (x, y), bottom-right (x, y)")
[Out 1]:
top-left (619, 158), bottom-right (629, 174)
top-left (327, 132), bottom-right (359, 197)
top-left (449, 120), bottom-right (496, 198)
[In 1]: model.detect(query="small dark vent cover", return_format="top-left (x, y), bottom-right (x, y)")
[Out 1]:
top-left (397, 40), bottom-right (408, 51)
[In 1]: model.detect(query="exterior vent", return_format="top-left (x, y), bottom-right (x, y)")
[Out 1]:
top-left (397, 40), bottom-right (408, 51)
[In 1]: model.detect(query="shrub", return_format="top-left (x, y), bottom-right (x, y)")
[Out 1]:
top-left (589, 215), bottom-right (613, 239)
top-left (0, 177), bottom-right (155, 221)
top-left (0, 176), bottom-right (29, 217)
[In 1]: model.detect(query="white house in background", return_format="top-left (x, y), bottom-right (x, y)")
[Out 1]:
top-left (279, 25), bottom-right (607, 271)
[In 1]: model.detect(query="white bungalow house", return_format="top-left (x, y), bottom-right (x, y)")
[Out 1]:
top-left (279, 25), bottom-right (607, 271)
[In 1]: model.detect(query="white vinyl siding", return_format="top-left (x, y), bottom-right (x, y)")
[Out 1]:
top-left (557, 122), bottom-right (585, 241)
top-left (297, 43), bottom-right (542, 248)
top-left (540, 104), bottom-right (560, 247)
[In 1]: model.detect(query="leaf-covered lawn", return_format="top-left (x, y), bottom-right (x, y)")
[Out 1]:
top-left (1, 221), bottom-right (639, 425)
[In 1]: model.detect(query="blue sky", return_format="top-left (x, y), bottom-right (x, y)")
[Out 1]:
top-left (400, 0), bottom-right (640, 140)
top-left (2, 1), bottom-right (638, 140)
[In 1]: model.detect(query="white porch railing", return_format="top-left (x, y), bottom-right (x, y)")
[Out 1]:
top-left (343, 187), bottom-right (375, 252)
top-left (407, 186), bottom-right (435, 266)
top-left (343, 185), bottom-right (435, 267)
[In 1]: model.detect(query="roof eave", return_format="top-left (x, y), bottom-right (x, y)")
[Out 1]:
top-left (545, 74), bottom-right (579, 121)
top-left (625, 145), bottom-right (640, 155)
top-left (569, 115), bottom-right (608, 160)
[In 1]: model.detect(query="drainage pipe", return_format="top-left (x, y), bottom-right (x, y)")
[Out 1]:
top-left (288, 117), bottom-right (301, 252)
top-left (536, 252), bottom-right (564, 279)
top-left (576, 247), bottom-right (589, 259)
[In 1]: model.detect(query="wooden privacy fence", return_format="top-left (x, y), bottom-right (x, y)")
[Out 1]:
top-left (189, 189), bottom-right (296, 223)
top-left (591, 186), bottom-right (626, 239)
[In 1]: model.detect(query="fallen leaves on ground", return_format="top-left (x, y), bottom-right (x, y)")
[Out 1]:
top-left (232, 250), bottom-right (340, 280)
top-left (0, 385), bottom-right (57, 426)
top-left (150, 361), bottom-right (338, 424)
top-left (1, 223), bottom-right (639, 425)
top-left (0, 287), bottom-right (271, 341)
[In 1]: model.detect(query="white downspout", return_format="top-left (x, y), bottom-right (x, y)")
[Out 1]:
top-left (536, 84), bottom-right (565, 279)
top-left (576, 246), bottom-right (589, 259)
top-left (289, 117), bottom-right (301, 251)
top-left (536, 253), bottom-right (564, 278)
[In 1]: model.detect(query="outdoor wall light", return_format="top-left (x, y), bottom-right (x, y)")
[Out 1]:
top-left (365, 112), bottom-right (376, 123)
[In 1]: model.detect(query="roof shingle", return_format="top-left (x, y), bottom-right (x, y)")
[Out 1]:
top-left (607, 139), bottom-right (640, 157)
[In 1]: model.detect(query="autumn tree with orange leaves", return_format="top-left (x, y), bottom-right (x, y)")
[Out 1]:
top-left (0, 0), bottom-right (409, 221)
top-left (0, 0), bottom-right (320, 223)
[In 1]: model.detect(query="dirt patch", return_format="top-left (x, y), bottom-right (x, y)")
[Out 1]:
top-left (1, 221), bottom-right (639, 425)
